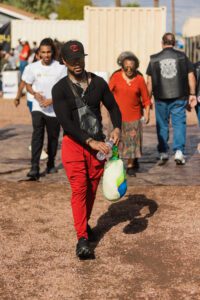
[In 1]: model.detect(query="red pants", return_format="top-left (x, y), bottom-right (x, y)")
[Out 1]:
top-left (62, 135), bottom-right (105, 240)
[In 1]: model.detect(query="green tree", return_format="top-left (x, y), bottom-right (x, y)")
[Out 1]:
top-left (125, 2), bottom-right (140, 7)
top-left (56, 0), bottom-right (92, 20)
top-left (1, 0), bottom-right (55, 17)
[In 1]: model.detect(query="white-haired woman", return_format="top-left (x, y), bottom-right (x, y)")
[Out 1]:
top-left (109, 52), bottom-right (151, 176)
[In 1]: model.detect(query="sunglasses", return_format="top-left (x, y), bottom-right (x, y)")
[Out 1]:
top-left (123, 66), bottom-right (135, 71)
top-left (66, 57), bottom-right (84, 66)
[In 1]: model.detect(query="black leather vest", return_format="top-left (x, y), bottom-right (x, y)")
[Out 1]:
top-left (195, 62), bottom-right (200, 97)
top-left (150, 48), bottom-right (189, 99)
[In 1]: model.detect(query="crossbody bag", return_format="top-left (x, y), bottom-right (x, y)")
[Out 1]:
top-left (66, 76), bottom-right (103, 139)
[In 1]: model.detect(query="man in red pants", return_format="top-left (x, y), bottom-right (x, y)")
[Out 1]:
top-left (52, 40), bottom-right (121, 259)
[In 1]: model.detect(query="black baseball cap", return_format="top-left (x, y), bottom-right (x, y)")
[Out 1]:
top-left (61, 40), bottom-right (87, 61)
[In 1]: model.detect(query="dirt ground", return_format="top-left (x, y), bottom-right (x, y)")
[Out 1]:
top-left (0, 98), bottom-right (200, 299)
top-left (0, 97), bottom-right (198, 128)
top-left (1, 183), bottom-right (200, 299)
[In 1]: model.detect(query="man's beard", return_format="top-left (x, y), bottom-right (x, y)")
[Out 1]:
top-left (68, 68), bottom-right (85, 79)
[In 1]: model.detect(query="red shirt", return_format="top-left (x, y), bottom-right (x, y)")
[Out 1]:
top-left (19, 44), bottom-right (31, 61)
top-left (109, 70), bottom-right (151, 122)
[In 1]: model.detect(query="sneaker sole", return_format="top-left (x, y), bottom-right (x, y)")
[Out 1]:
top-left (26, 176), bottom-right (40, 181)
top-left (175, 159), bottom-right (185, 165)
top-left (157, 159), bottom-right (168, 166)
top-left (27, 173), bottom-right (40, 180)
top-left (76, 247), bottom-right (92, 259)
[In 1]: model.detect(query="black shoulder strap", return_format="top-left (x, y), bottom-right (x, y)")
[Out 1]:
top-left (66, 76), bottom-right (80, 98)
top-left (66, 76), bottom-right (86, 107)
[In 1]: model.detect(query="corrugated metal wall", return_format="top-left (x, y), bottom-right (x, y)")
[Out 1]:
top-left (183, 18), bottom-right (200, 38)
top-left (84, 6), bottom-right (166, 75)
top-left (11, 7), bottom-right (166, 75)
top-left (185, 35), bottom-right (200, 63)
top-left (183, 18), bottom-right (200, 63)
top-left (11, 20), bottom-right (85, 48)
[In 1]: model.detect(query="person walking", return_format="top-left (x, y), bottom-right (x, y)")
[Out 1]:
top-left (146, 32), bottom-right (197, 165)
top-left (14, 48), bottom-right (41, 111)
top-left (24, 38), bottom-right (67, 179)
top-left (14, 49), bottom-right (48, 160)
top-left (194, 61), bottom-right (200, 153)
top-left (19, 38), bottom-right (31, 75)
top-left (52, 40), bottom-right (121, 259)
top-left (194, 61), bottom-right (200, 126)
top-left (109, 52), bottom-right (151, 176)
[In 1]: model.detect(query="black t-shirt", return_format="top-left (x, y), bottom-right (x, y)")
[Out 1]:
top-left (52, 73), bottom-right (122, 145)
top-left (194, 61), bottom-right (200, 97)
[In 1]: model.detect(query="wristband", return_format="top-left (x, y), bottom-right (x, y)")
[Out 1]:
top-left (189, 93), bottom-right (195, 96)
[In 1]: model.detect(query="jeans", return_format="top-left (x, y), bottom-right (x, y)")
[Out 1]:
top-left (27, 100), bottom-right (32, 113)
top-left (195, 103), bottom-right (200, 127)
top-left (155, 99), bottom-right (187, 153)
top-left (19, 60), bottom-right (28, 75)
top-left (31, 111), bottom-right (60, 168)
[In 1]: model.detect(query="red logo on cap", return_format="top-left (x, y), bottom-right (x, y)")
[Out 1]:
top-left (70, 44), bottom-right (79, 52)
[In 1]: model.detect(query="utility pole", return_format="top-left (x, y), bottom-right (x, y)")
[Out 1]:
top-left (115, 0), bottom-right (121, 6)
top-left (153, 0), bottom-right (159, 7)
top-left (171, 0), bottom-right (175, 34)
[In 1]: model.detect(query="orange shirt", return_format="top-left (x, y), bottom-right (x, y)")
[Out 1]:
top-left (19, 44), bottom-right (31, 61)
top-left (109, 70), bottom-right (151, 122)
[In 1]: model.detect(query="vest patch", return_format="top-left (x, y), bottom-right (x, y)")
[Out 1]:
top-left (160, 58), bottom-right (177, 79)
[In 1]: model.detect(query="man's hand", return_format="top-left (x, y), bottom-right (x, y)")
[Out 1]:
top-left (110, 128), bottom-right (121, 145)
top-left (14, 98), bottom-right (20, 107)
top-left (34, 92), bottom-right (45, 103)
top-left (87, 140), bottom-right (110, 154)
top-left (40, 99), bottom-right (52, 108)
top-left (34, 93), bottom-right (52, 108)
top-left (188, 95), bottom-right (197, 109)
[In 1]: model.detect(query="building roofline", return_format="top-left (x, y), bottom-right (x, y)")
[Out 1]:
top-left (0, 3), bottom-right (46, 20)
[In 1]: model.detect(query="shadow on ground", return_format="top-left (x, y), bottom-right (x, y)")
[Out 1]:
top-left (91, 194), bottom-right (158, 253)
top-left (0, 128), bottom-right (17, 141)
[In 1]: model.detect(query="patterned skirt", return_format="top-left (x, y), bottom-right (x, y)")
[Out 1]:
top-left (119, 119), bottom-right (143, 159)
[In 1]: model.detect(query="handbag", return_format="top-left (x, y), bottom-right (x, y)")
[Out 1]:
top-left (66, 76), bottom-right (102, 139)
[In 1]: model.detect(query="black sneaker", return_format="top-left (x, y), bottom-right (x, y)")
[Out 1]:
top-left (46, 166), bottom-right (58, 174)
top-left (133, 159), bottom-right (139, 170)
top-left (127, 167), bottom-right (136, 177)
top-left (87, 224), bottom-right (97, 242)
top-left (27, 166), bottom-right (40, 180)
top-left (76, 237), bottom-right (92, 259)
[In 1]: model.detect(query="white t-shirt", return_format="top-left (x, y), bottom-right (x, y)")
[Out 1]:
top-left (23, 60), bottom-right (67, 117)
top-left (22, 64), bottom-right (34, 102)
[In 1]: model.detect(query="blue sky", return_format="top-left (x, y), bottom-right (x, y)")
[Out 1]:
top-left (92, 0), bottom-right (200, 34)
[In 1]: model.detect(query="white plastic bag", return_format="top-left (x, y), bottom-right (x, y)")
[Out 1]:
top-left (102, 146), bottom-right (127, 201)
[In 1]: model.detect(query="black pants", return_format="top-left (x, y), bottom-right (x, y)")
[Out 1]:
top-left (31, 111), bottom-right (60, 168)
